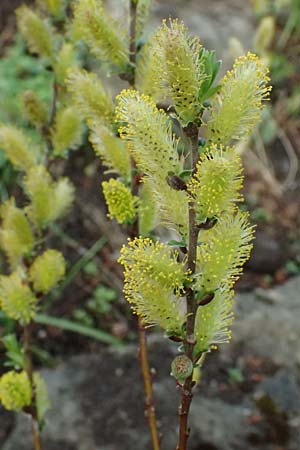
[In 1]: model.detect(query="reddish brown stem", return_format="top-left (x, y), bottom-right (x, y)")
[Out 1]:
top-left (23, 323), bottom-right (43, 450)
top-left (138, 318), bottom-right (161, 450)
top-left (176, 124), bottom-right (200, 450)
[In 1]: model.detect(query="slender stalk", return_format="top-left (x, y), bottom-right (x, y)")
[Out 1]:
top-left (42, 78), bottom-right (57, 154)
top-left (129, 0), bottom-right (137, 67)
top-left (138, 318), bottom-right (161, 450)
top-left (176, 124), bottom-right (199, 450)
top-left (126, 2), bottom-right (161, 448)
top-left (23, 323), bottom-right (43, 450)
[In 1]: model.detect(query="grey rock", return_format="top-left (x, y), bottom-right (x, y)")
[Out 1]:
top-left (255, 370), bottom-right (300, 414)
top-left (231, 275), bottom-right (300, 368)
top-left (2, 282), bottom-right (300, 449)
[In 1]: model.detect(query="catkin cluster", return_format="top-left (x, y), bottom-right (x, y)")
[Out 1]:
top-left (66, 6), bottom-right (271, 359)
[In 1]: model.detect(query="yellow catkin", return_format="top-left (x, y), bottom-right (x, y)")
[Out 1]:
top-left (67, 69), bottom-right (114, 123)
top-left (195, 287), bottom-right (234, 352)
top-left (0, 371), bottom-right (32, 411)
top-left (0, 199), bottom-right (34, 268)
top-left (115, 89), bottom-right (188, 235)
top-left (118, 237), bottom-right (189, 333)
top-left (207, 52), bottom-right (271, 144)
top-left (0, 270), bottom-right (37, 323)
top-left (102, 179), bottom-right (138, 224)
top-left (187, 145), bottom-right (243, 221)
top-left (196, 211), bottom-right (255, 292)
top-left (72, 0), bottom-right (129, 68)
top-left (16, 5), bottom-right (56, 60)
top-left (30, 249), bottom-right (66, 293)
top-left (51, 106), bottom-right (83, 156)
top-left (0, 125), bottom-right (38, 171)
top-left (89, 123), bottom-right (131, 180)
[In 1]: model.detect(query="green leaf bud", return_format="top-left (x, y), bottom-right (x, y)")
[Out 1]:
top-left (171, 355), bottom-right (193, 382)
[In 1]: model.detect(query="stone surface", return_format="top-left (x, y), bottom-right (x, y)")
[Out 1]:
top-left (2, 276), bottom-right (300, 450)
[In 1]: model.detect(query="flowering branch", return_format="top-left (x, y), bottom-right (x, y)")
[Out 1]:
top-left (176, 124), bottom-right (200, 450)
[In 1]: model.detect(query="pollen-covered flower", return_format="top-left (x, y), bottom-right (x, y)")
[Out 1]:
top-left (89, 123), bottom-right (131, 179)
top-left (21, 90), bottom-right (48, 128)
top-left (0, 125), bottom-right (38, 171)
top-left (138, 180), bottom-right (157, 237)
top-left (72, 0), bottom-right (129, 69)
top-left (118, 237), bottom-right (188, 333)
top-left (136, 36), bottom-right (166, 101)
top-left (67, 69), bottom-right (114, 123)
top-left (16, 5), bottom-right (56, 60)
top-left (102, 179), bottom-right (138, 225)
top-left (33, 373), bottom-right (50, 422)
top-left (207, 52), bottom-right (271, 144)
top-left (0, 270), bottom-right (37, 323)
top-left (150, 19), bottom-right (206, 125)
top-left (196, 211), bottom-right (254, 292)
top-left (0, 371), bottom-right (32, 411)
top-left (194, 287), bottom-right (234, 352)
top-left (254, 16), bottom-right (275, 54)
top-left (116, 89), bottom-right (181, 177)
top-left (30, 250), bottom-right (66, 293)
top-left (51, 106), bottom-right (83, 156)
top-left (24, 166), bottom-right (74, 229)
top-left (187, 145), bottom-right (243, 221)
top-left (136, 0), bottom-right (152, 40)
top-left (0, 199), bottom-right (34, 268)
top-left (116, 89), bottom-right (188, 234)
top-left (147, 178), bottom-right (189, 237)
top-left (36, 0), bottom-right (66, 18)
top-left (54, 43), bottom-right (79, 85)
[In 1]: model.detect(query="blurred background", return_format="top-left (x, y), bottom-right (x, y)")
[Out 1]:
top-left (0, 1), bottom-right (300, 449)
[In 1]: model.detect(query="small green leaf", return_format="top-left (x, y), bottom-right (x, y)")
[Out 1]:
top-left (167, 239), bottom-right (187, 248)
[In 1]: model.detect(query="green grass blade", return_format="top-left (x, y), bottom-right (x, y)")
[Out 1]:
top-left (35, 313), bottom-right (122, 346)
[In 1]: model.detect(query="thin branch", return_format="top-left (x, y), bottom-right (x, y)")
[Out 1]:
top-left (23, 323), bottom-right (43, 450)
top-left (138, 318), bottom-right (161, 450)
top-left (129, 0), bottom-right (137, 67)
top-left (42, 78), bottom-right (58, 154)
top-left (176, 123), bottom-right (200, 450)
